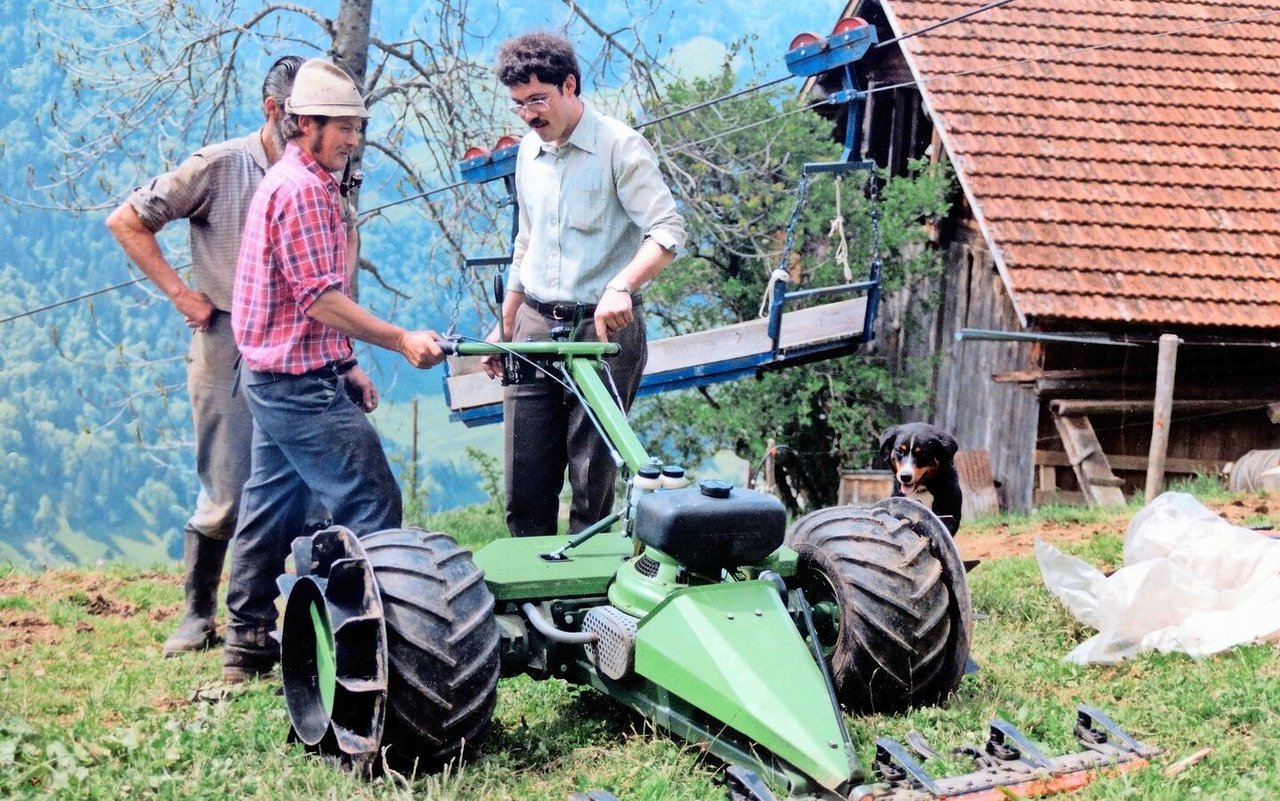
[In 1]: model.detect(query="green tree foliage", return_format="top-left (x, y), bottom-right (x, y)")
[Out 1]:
top-left (0, 3), bottom-right (226, 565)
top-left (0, 233), bottom-right (191, 566)
top-left (635, 67), bottom-right (954, 510)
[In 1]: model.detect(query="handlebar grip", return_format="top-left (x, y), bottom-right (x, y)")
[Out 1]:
top-left (435, 340), bottom-right (620, 358)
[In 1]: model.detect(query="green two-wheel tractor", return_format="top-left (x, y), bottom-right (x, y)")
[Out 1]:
top-left (276, 338), bottom-right (1156, 801)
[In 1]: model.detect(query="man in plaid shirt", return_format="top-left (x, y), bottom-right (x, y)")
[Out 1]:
top-left (224, 59), bottom-right (445, 682)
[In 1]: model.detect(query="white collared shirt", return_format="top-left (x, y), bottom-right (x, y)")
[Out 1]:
top-left (510, 102), bottom-right (686, 304)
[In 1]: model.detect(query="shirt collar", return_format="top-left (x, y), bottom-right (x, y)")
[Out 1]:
top-left (539, 101), bottom-right (599, 157)
top-left (285, 142), bottom-right (339, 188)
top-left (246, 129), bottom-right (271, 172)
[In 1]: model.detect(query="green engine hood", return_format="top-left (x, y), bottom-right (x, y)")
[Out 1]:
top-left (634, 580), bottom-right (857, 792)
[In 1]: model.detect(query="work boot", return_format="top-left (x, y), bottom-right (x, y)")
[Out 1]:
top-left (222, 626), bottom-right (280, 683)
top-left (162, 531), bottom-right (230, 657)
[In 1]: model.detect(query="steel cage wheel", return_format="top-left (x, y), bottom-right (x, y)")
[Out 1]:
top-left (279, 526), bottom-right (500, 775)
top-left (280, 576), bottom-right (338, 746)
top-left (278, 526), bottom-right (390, 774)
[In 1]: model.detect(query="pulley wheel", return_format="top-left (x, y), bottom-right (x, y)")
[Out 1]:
top-left (832, 17), bottom-right (869, 36)
top-left (788, 32), bottom-right (821, 52)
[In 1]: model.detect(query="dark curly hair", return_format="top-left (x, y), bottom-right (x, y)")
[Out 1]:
top-left (495, 32), bottom-right (582, 96)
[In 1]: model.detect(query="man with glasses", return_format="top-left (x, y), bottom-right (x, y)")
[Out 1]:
top-left (484, 32), bottom-right (686, 538)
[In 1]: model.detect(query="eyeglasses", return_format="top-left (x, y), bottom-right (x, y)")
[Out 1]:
top-left (510, 96), bottom-right (551, 116)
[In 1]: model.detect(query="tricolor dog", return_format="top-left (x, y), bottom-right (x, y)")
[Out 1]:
top-left (878, 423), bottom-right (963, 535)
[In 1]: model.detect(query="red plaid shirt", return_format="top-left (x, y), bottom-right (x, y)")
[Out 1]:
top-left (233, 143), bottom-right (352, 373)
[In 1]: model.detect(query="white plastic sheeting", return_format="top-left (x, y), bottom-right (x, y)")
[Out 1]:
top-left (1036, 492), bottom-right (1280, 665)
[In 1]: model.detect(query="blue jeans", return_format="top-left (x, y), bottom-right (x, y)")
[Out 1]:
top-left (224, 364), bottom-right (402, 644)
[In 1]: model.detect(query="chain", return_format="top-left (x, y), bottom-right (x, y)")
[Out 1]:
top-left (775, 171), bottom-right (811, 276)
top-left (867, 171), bottom-right (883, 267)
top-left (445, 263), bottom-right (467, 337)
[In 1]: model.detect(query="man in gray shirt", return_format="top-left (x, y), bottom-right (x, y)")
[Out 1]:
top-left (105, 56), bottom-right (303, 657)
top-left (486, 32), bottom-right (686, 537)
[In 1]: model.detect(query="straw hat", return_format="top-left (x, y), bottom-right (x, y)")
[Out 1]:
top-left (285, 59), bottom-right (369, 118)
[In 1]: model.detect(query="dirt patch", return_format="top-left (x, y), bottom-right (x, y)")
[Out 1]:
top-left (958, 519), bottom-right (1116, 562)
top-left (151, 603), bottom-right (181, 622)
top-left (0, 611), bottom-right (63, 649)
top-left (0, 570), bottom-right (124, 598)
top-left (1216, 494), bottom-right (1275, 526)
top-left (0, 568), bottom-right (179, 599)
top-left (151, 695), bottom-right (188, 713)
top-left (76, 592), bottom-right (139, 618)
top-left (956, 490), bottom-right (1280, 562)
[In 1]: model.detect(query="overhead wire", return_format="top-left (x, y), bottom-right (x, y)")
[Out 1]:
top-left (635, 75), bottom-right (792, 130)
top-left (873, 0), bottom-right (1020, 50)
top-left (0, 277), bottom-right (147, 325)
top-left (0, 0), bottom-right (1026, 326)
top-left (10, 0), bottom-right (1271, 326)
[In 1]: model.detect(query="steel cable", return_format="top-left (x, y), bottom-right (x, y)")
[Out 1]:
top-left (9, 3), bottom-right (1275, 325)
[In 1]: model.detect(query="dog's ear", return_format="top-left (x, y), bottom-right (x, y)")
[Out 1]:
top-left (875, 426), bottom-right (901, 468)
top-left (937, 429), bottom-right (959, 458)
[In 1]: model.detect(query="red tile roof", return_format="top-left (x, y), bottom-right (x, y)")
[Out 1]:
top-left (879, 0), bottom-right (1280, 329)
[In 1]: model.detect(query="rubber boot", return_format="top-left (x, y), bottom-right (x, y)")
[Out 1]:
top-left (162, 531), bottom-right (229, 657)
top-left (222, 626), bottom-right (280, 683)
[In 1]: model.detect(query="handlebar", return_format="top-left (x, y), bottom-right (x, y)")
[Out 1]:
top-left (437, 339), bottom-right (620, 359)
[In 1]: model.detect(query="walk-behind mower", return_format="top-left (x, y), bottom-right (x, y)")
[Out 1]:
top-left (275, 330), bottom-right (1157, 800)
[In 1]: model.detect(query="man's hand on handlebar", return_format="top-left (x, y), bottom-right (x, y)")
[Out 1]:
top-left (480, 325), bottom-right (504, 379)
top-left (396, 330), bottom-right (447, 369)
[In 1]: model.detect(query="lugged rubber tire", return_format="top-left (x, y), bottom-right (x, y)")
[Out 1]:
top-left (361, 528), bottom-right (500, 773)
top-left (785, 503), bottom-right (969, 714)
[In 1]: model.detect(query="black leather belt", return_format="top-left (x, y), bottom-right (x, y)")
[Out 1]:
top-left (248, 358), bottom-right (357, 382)
top-left (524, 296), bottom-right (595, 321)
top-left (524, 295), bottom-right (643, 322)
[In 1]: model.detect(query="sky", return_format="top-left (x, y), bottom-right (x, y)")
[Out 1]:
top-left (394, 0), bottom-right (852, 84)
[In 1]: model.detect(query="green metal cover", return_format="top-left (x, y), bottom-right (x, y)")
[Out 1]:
top-left (634, 581), bottom-right (857, 791)
top-left (473, 533), bottom-right (632, 601)
top-left (308, 600), bottom-right (336, 714)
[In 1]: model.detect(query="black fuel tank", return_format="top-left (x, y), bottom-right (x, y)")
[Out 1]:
top-left (634, 479), bottom-right (786, 573)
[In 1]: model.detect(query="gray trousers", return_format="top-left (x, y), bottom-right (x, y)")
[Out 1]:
top-left (185, 312), bottom-right (253, 542)
top-left (502, 302), bottom-right (646, 537)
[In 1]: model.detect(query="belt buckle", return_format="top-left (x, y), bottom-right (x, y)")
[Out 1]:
top-left (550, 304), bottom-right (573, 321)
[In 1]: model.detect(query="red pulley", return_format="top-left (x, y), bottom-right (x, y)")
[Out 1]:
top-left (494, 135), bottom-right (520, 150)
top-left (788, 32), bottom-right (821, 52)
top-left (462, 144), bottom-right (490, 161)
top-left (832, 17), bottom-right (868, 35)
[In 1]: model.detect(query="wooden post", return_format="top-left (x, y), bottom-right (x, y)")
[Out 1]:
top-left (763, 439), bottom-right (777, 495)
top-left (1145, 334), bottom-right (1180, 502)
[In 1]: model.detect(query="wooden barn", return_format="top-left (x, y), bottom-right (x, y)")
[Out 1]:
top-left (810, 0), bottom-right (1280, 511)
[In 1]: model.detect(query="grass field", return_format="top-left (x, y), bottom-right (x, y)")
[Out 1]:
top-left (2, 489), bottom-right (1278, 800)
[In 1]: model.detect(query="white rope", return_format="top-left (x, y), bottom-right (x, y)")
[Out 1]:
top-left (827, 176), bottom-right (853, 283)
top-left (758, 268), bottom-right (792, 319)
